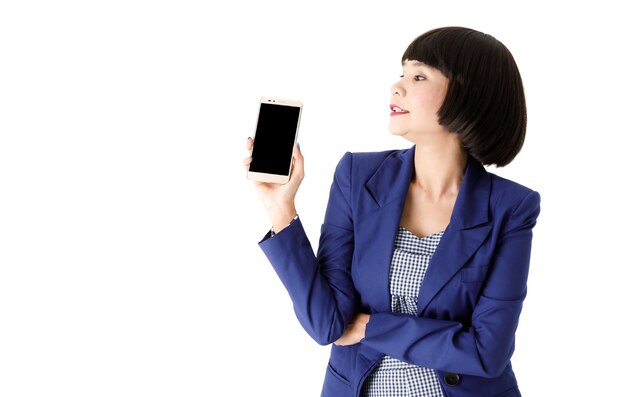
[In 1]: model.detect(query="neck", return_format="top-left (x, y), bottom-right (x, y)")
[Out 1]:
top-left (411, 135), bottom-right (468, 201)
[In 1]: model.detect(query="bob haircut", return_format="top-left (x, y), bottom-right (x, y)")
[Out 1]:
top-left (403, 27), bottom-right (526, 167)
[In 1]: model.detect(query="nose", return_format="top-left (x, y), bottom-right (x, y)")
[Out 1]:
top-left (391, 81), bottom-right (405, 97)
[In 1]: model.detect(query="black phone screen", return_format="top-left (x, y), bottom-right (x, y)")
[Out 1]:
top-left (249, 103), bottom-right (301, 176)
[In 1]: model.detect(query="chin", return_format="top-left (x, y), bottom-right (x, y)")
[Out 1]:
top-left (389, 126), bottom-right (409, 137)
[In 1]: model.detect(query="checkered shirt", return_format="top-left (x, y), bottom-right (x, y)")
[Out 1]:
top-left (362, 227), bottom-right (445, 397)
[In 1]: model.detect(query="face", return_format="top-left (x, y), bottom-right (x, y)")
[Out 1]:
top-left (389, 60), bottom-right (450, 140)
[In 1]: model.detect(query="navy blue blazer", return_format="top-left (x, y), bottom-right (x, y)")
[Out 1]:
top-left (260, 146), bottom-right (541, 397)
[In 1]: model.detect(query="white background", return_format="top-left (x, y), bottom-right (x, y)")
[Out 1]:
top-left (1, 1), bottom-right (624, 396)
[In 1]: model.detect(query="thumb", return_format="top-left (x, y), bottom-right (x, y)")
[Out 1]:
top-left (291, 143), bottom-right (304, 178)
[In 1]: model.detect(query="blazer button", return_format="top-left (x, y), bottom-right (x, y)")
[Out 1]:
top-left (444, 372), bottom-right (460, 386)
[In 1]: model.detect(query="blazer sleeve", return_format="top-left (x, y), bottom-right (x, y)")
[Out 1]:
top-left (258, 152), bottom-right (357, 345)
top-left (361, 190), bottom-right (541, 378)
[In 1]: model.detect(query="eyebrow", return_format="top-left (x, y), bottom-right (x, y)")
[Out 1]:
top-left (401, 60), bottom-right (426, 67)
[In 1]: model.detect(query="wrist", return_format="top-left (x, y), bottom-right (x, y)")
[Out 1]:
top-left (271, 214), bottom-right (299, 236)
top-left (268, 206), bottom-right (298, 234)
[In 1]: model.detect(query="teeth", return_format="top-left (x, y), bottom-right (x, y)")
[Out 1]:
top-left (393, 107), bottom-right (406, 112)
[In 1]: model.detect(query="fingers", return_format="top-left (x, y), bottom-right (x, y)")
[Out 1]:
top-left (244, 137), bottom-right (253, 167)
top-left (333, 321), bottom-right (363, 346)
top-left (293, 143), bottom-right (302, 160)
top-left (333, 324), bottom-right (353, 346)
top-left (291, 143), bottom-right (304, 179)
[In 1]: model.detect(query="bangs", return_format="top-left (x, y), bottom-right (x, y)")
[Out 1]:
top-left (401, 27), bottom-right (479, 81)
top-left (401, 36), bottom-right (444, 74)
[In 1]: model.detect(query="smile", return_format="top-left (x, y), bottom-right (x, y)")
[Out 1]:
top-left (390, 104), bottom-right (409, 116)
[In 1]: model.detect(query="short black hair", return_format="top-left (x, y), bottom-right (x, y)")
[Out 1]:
top-left (403, 27), bottom-right (526, 167)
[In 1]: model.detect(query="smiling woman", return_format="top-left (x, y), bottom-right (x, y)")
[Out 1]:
top-left (245, 26), bottom-right (540, 397)
top-left (388, 60), bottom-right (450, 141)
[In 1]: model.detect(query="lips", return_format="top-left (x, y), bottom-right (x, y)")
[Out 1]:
top-left (390, 104), bottom-right (409, 116)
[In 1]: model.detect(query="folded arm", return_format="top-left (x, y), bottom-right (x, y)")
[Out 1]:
top-left (359, 191), bottom-right (541, 378)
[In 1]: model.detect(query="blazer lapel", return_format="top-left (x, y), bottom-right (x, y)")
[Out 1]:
top-left (355, 147), bottom-right (416, 312)
top-left (355, 148), bottom-right (492, 315)
top-left (417, 155), bottom-right (492, 314)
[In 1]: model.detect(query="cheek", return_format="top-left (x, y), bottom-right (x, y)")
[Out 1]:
top-left (413, 95), bottom-right (443, 120)
top-left (408, 88), bottom-right (444, 114)
top-left (423, 89), bottom-right (447, 110)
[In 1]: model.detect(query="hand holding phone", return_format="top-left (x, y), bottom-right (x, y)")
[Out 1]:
top-left (247, 97), bottom-right (303, 184)
top-left (245, 135), bottom-right (302, 232)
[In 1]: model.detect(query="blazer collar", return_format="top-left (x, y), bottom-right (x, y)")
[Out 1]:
top-left (450, 152), bottom-right (490, 230)
top-left (364, 145), bottom-right (490, 230)
top-left (364, 147), bottom-right (414, 209)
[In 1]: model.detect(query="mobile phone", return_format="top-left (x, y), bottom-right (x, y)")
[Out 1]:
top-left (247, 97), bottom-right (303, 184)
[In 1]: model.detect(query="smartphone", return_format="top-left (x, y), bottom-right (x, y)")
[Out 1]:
top-left (247, 97), bottom-right (303, 184)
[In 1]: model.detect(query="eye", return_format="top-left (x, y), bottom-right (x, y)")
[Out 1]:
top-left (414, 75), bottom-right (425, 81)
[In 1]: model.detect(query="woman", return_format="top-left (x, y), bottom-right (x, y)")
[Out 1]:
top-left (244, 26), bottom-right (541, 397)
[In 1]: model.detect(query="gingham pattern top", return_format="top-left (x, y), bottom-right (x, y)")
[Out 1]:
top-left (362, 227), bottom-right (445, 397)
